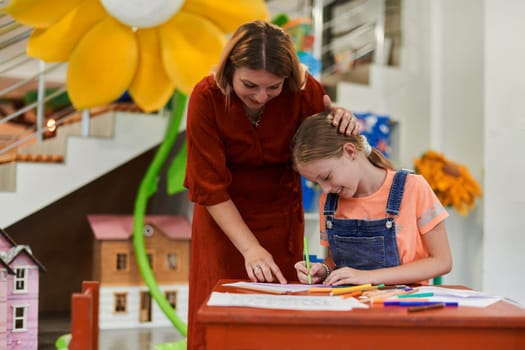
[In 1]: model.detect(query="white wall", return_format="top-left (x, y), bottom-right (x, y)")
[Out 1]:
top-left (483, 0), bottom-right (525, 304)
top-left (336, 0), bottom-right (525, 304)
top-left (429, 0), bottom-right (485, 292)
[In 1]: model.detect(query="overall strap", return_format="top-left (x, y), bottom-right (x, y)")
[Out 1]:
top-left (323, 193), bottom-right (339, 216)
top-left (323, 193), bottom-right (339, 229)
top-left (385, 169), bottom-right (413, 216)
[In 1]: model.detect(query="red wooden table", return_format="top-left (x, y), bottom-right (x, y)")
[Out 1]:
top-left (198, 279), bottom-right (525, 350)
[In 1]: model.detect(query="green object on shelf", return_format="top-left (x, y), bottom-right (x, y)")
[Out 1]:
top-left (24, 88), bottom-right (71, 110)
top-left (155, 339), bottom-right (187, 350)
top-left (133, 91), bottom-right (188, 346)
top-left (433, 276), bottom-right (443, 285)
top-left (272, 13), bottom-right (290, 27)
top-left (55, 333), bottom-right (71, 350)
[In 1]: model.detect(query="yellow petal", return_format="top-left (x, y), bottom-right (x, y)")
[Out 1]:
top-left (159, 12), bottom-right (225, 94)
top-left (2, 0), bottom-right (83, 28)
top-left (67, 17), bottom-right (138, 109)
top-left (129, 28), bottom-right (175, 113)
top-left (27, 1), bottom-right (106, 62)
top-left (182, 0), bottom-right (269, 32)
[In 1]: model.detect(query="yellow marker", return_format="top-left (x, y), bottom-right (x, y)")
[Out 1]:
top-left (330, 283), bottom-right (374, 296)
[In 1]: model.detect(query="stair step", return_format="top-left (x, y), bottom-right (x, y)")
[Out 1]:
top-left (0, 110), bottom-right (168, 228)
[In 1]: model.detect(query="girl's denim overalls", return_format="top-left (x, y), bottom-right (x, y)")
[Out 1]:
top-left (324, 170), bottom-right (411, 270)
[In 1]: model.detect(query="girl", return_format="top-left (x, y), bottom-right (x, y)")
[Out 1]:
top-left (292, 112), bottom-right (452, 286)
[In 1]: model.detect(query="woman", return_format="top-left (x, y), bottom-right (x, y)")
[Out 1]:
top-left (184, 20), bottom-right (358, 350)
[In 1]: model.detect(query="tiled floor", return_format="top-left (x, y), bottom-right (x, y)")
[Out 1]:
top-left (39, 313), bottom-right (184, 350)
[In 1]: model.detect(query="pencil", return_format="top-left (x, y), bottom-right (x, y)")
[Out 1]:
top-left (304, 236), bottom-right (312, 284)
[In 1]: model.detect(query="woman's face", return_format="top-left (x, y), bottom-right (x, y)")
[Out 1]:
top-left (232, 67), bottom-right (285, 110)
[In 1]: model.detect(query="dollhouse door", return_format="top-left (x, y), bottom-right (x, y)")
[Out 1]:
top-left (139, 291), bottom-right (152, 322)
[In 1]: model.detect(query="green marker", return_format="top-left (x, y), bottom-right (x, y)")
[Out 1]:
top-left (304, 236), bottom-right (312, 284)
top-left (398, 292), bottom-right (434, 298)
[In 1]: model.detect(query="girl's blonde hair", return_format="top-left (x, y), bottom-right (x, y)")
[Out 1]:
top-left (292, 112), bottom-right (394, 171)
top-left (214, 20), bottom-right (304, 104)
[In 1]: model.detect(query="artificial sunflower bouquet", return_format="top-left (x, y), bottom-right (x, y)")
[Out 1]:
top-left (414, 150), bottom-right (482, 216)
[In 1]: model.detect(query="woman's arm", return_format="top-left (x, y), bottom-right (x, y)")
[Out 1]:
top-left (323, 221), bottom-right (452, 285)
top-left (207, 200), bottom-right (287, 284)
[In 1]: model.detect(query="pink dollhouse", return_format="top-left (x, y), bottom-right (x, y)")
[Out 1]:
top-left (87, 214), bottom-right (191, 330)
top-left (0, 228), bottom-right (46, 350)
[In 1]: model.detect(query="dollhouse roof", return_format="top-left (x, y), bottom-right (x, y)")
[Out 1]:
top-left (87, 214), bottom-right (191, 241)
top-left (0, 228), bottom-right (47, 273)
top-left (0, 227), bottom-right (17, 247)
top-left (0, 259), bottom-right (15, 274)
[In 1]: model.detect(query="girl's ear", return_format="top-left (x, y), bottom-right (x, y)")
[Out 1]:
top-left (342, 142), bottom-right (358, 160)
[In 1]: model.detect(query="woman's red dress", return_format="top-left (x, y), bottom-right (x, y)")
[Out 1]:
top-left (184, 73), bottom-right (326, 350)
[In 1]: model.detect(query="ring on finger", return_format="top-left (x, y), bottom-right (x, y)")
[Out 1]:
top-left (254, 265), bottom-right (262, 271)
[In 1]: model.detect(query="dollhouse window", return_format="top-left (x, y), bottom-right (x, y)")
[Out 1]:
top-left (13, 267), bottom-right (27, 293)
top-left (114, 293), bottom-right (128, 313)
top-left (12, 305), bottom-right (27, 331)
top-left (147, 253), bottom-right (154, 270)
top-left (165, 291), bottom-right (177, 309)
top-left (144, 224), bottom-right (154, 236)
top-left (166, 253), bottom-right (178, 270)
top-left (116, 253), bottom-right (128, 271)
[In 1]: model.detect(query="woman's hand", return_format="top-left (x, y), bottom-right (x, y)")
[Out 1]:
top-left (323, 94), bottom-right (360, 136)
top-left (294, 261), bottom-right (328, 284)
top-left (244, 245), bottom-right (287, 284)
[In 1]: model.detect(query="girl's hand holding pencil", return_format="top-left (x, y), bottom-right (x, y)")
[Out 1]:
top-left (294, 261), bottom-right (328, 284)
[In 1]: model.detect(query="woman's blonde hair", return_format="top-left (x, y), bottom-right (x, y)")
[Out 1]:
top-left (292, 111), bottom-right (394, 171)
top-left (214, 20), bottom-right (304, 102)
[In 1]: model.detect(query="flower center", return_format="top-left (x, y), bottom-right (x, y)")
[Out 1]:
top-left (100, 0), bottom-right (185, 28)
top-left (442, 163), bottom-right (461, 177)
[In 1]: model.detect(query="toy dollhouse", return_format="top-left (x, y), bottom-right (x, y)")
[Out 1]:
top-left (87, 214), bottom-right (191, 330)
top-left (0, 228), bottom-right (46, 350)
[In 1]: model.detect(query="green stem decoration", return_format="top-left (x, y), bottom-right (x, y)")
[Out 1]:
top-left (133, 90), bottom-right (188, 337)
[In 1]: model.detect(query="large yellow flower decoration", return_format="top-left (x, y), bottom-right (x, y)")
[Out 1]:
top-left (414, 150), bottom-right (482, 216)
top-left (2, 0), bottom-right (269, 112)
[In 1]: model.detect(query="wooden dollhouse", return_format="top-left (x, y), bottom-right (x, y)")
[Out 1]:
top-left (0, 228), bottom-right (46, 350)
top-left (87, 214), bottom-right (191, 330)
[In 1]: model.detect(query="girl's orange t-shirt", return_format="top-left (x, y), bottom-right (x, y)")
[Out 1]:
top-left (319, 170), bottom-right (449, 266)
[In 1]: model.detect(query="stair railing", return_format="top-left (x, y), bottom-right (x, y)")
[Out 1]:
top-left (0, 13), bottom-right (81, 159)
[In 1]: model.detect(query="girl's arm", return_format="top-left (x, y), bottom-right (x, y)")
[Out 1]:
top-left (323, 221), bottom-right (452, 285)
top-left (207, 200), bottom-right (287, 284)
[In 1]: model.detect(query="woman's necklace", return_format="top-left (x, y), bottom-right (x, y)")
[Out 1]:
top-left (245, 106), bottom-right (264, 128)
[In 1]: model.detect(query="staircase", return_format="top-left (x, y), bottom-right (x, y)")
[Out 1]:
top-left (0, 110), bottom-right (168, 228)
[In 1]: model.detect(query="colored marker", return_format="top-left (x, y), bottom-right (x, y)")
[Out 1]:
top-left (384, 301), bottom-right (459, 307)
top-left (398, 292), bottom-right (434, 298)
top-left (331, 283), bottom-right (373, 296)
top-left (304, 236), bottom-right (312, 284)
top-left (408, 303), bottom-right (446, 313)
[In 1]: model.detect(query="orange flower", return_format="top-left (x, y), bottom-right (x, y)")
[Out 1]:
top-left (414, 150), bottom-right (482, 216)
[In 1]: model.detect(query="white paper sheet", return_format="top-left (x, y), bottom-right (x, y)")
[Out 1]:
top-left (222, 281), bottom-right (325, 294)
top-left (400, 286), bottom-right (503, 307)
top-left (207, 292), bottom-right (369, 311)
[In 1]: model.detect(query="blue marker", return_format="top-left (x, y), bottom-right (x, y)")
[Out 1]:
top-left (384, 301), bottom-right (459, 307)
